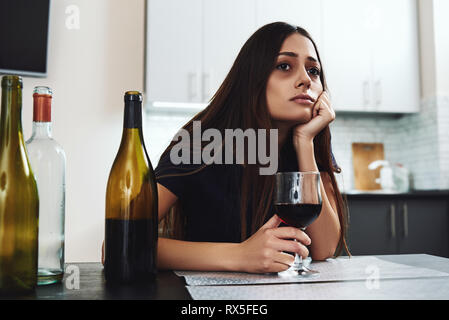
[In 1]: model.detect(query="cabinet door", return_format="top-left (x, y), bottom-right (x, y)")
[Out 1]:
top-left (147, 0), bottom-right (203, 103)
top-left (398, 199), bottom-right (449, 258)
top-left (202, 0), bottom-right (256, 103)
top-left (255, 0), bottom-right (323, 46)
top-left (371, 0), bottom-right (420, 113)
top-left (321, 0), bottom-right (373, 112)
top-left (346, 199), bottom-right (398, 255)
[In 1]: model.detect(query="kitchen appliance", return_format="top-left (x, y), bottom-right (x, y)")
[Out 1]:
top-left (352, 143), bottom-right (385, 190)
top-left (368, 160), bottom-right (395, 191)
top-left (368, 160), bottom-right (411, 193)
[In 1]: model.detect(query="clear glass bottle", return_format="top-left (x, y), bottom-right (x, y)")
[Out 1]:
top-left (26, 86), bottom-right (66, 285)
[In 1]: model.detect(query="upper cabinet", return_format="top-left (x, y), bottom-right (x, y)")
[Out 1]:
top-left (147, 0), bottom-right (255, 106)
top-left (146, 0), bottom-right (421, 114)
top-left (255, 0), bottom-right (322, 46)
top-left (146, 0), bottom-right (203, 104)
top-left (322, 0), bottom-right (420, 113)
top-left (202, 0), bottom-right (256, 104)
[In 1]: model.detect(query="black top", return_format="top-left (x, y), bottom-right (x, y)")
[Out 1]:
top-left (155, 144), bottom-right (338, 243)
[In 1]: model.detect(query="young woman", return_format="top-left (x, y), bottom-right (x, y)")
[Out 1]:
top-left (140, 22), bottom-right (347, 274)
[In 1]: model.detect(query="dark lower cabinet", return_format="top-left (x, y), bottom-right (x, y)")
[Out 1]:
top-left (345, 191), bottom-right (449, 258)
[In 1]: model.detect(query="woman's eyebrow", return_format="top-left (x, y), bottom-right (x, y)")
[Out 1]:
top-left (277, 52), bottom-right (320, 65)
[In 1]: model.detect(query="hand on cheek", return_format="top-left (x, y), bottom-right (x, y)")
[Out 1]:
top-left (293, 91), bottom-right (335, 142)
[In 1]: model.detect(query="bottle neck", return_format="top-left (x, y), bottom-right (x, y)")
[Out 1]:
top-left (123, 100), bottom-right (142, 129)
top-left (120, 100), bottom-right (147, 154)
top-left (0, 86), bottom-right (23, 141)
top-left (31, 122), bottom-right (53, 139)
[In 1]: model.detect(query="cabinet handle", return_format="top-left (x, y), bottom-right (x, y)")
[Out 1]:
top-left (375, 80), bottom-right (382, 106)
top-left (390, 204), bottom-right (396, 238)
top-left (188, 72), bottom-right (197, 101)
top-left (363, 80), bottom-right (370, 106)
top-left (403, 203), bottom-right (409, 238)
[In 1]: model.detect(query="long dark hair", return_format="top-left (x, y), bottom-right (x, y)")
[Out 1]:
top-left (158, 22), bottom-right (350, 257)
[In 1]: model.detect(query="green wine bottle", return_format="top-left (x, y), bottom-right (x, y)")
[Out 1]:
top-left (0, 75), bottom-right (39, 295)
top-left (104, 91), bottom-right (158, 284)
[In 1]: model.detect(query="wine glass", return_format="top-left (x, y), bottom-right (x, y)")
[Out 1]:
top-left (274, 172), bottom-right (322, 277)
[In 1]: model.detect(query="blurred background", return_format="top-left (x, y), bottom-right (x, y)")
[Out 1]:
top-left (1, 0), bottom-right (448, 262)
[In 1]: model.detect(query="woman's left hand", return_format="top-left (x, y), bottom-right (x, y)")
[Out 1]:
top-left (293, 91), bottom-right (335, 143)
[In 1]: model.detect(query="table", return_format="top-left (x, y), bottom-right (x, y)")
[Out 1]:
top-left (2, 254), bottom-right (449, 300)
top-left (3, 266), bottom-right (190, 300)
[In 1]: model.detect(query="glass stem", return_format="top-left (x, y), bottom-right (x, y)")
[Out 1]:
top-left (293, 240), bottom-right (303, 270)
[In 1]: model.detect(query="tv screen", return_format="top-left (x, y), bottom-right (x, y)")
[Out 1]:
top-left (0, 0), bottom-right (50, 77)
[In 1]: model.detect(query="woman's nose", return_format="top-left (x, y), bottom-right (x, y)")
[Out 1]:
top-left (295, 68), bottom-right (312, 88)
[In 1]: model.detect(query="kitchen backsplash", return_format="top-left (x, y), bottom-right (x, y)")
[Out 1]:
top-left (143, 95), bottom-right (449, 192)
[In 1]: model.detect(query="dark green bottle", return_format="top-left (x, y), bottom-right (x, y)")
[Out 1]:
top-left (104, 91), bottom-right (158, 284)
top-left (0, 75), bottom-right (39, 294)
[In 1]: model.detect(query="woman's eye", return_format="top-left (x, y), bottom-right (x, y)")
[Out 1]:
top-left (308, 67), bottom-right (321, 77)
top-left (276, 63), bottom-right (291, 71)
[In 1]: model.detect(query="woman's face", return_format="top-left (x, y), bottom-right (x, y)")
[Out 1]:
top-left (266, 33), bottom-right (323, 125)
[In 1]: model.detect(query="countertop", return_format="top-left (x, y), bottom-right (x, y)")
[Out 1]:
top-left (343, 189), bottom-right (449, 198)
top-left (2, 254), bottom-right (449, 300)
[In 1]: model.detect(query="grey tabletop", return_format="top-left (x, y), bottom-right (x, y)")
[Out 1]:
top-left (183, 254), bottom-right (449, 300)
top-left (2, 254), bottom-right (449, 300)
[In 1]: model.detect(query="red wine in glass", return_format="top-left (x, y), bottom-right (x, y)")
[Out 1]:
top-left (275, 172), bottom-right (322, 277)
top-left (275, 203), bottom-right (322, 229)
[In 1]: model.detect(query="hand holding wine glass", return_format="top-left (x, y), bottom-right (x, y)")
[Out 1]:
top-left (237, 214), bottom-right (312, 274)
top-left (275, 172), bottom-right (322, 277)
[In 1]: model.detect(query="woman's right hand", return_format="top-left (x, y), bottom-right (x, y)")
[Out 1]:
top-left (236, 214), bottom-right (311, 273)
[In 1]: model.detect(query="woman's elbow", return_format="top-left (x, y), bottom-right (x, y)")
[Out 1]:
top-left (311, 245), bottom-right (337, 261)
top-left (311, 251), bottom-right (334, 261)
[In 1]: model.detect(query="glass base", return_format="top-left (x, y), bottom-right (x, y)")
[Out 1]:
top-left (38, 269), bottom-right (64, 286)
top-left (278, 256), bottom-right (319, 278)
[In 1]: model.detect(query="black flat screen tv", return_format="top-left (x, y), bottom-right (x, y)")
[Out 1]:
top-left (0, 0), bottom-right (50, 77)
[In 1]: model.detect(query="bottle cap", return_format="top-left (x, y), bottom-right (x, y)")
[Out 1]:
top-left (124, 91), bottom-right (142, 102)
top-left (33, 86), bottom-right (52, 122)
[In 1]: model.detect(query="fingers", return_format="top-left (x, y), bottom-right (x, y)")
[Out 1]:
top-left (271, 238), bottom-right (310, 258)
top-left (270, 226), bottom-right (312, 246)
top-left (273, 252), bottom-right (296, 272)
top-left (260, 251), bottom-right (295, 273)
top-left (261, 214), bottom-right (282, 230)
top-left (313, 92), bottom-right (334, 122)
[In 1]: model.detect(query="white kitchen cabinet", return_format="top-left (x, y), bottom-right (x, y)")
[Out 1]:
top-left (202, 0), bottom-right (256, 103)
top-left (146, 0), bottom-right (420, 114)
top-left (255, 0), bottom-right (323, 47)
top-left (147, 0), bottom-right (255, 106)
top-left (322, 0), bottom-right (372, 112)
top-left (370, 0), bottom-right (420, 113)
top-left (322, 0), bottom-right (420, 113)
top-left (146, 0), bottom-right (203, 104)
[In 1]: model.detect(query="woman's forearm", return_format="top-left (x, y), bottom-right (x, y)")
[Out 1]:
top-left (294, 138), bottom-right (341, 260)
top-left (157, 237), bottom-right (241, 271)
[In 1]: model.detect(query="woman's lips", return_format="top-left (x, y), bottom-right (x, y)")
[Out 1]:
top-left (292, 98), bottom-right (314, 106)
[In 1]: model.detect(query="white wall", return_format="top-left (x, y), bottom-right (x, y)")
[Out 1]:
top-left (20, 0), bottom-right (145, 262)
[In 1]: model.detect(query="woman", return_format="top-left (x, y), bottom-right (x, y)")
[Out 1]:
top-left (120, 22), bottom-right (348, 273)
